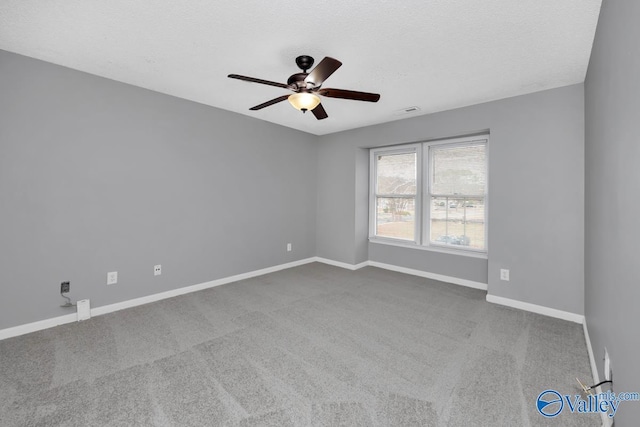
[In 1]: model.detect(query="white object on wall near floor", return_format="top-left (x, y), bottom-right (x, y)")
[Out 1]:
top-left (77, 299), bottom-right (91, 321)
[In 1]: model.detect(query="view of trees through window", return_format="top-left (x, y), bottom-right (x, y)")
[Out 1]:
top-left (372, 139), bottom-right (487, 252)
top-left (375, 152), bottom-right (417, 241)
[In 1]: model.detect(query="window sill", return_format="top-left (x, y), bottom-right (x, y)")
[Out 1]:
top-left (368, 238), bottom-right (488, 259)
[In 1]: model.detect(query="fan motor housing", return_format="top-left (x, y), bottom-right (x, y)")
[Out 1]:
top-left (287, 73), bottom-right (311, 90)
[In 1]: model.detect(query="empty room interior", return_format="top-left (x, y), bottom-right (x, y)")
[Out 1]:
top-left (1, 1), bottom-right (638, 426)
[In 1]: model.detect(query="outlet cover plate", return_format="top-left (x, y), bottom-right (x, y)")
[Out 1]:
top-left (107, 271), bottom-right (118, 285)
top-left (500, 269), bottom-right (510, 281)
top-left (154, 265), bottom-right (161, 276)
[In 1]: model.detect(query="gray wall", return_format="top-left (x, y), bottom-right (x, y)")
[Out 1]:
top-left (317, 84), bottom-right (585, 314)
top-left (0, 50), bottom-right (317, 329)
top-left (1, 47), bottom-right (588, 335)
top-left (585, 0), bottom-right (640, 424)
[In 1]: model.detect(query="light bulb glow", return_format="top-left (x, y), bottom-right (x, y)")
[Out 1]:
top-left (288, 92), bottom-right (321, 111)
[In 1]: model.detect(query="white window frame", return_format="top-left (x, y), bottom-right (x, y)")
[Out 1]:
top-left (369, 135), bottom-right (489, 256)
top-left (369, 144), bottom-right (422, 245)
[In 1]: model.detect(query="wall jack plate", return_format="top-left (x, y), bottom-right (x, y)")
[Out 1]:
top-left (60, 281), bottom-right (74, 307)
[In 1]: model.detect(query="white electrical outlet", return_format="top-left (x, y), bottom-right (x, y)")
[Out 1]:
top-left (287, 243), bottom-right (292, 252)
top-left (107, 271), bottom-right (118, 285)
top-left (604, 348), bottom-right (612, 381)
top-left (154, 264), bottom-right (161, 276)
top-left (500, 269), bottom-right (510, 281)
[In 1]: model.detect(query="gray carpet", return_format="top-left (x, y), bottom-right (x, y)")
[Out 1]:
top-left (0, 263), bottom-right (599, 426)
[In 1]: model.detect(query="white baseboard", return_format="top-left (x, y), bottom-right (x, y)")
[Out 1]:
top-left (0, 256), bottom-right (588, 347)
top-left (92, 257), bottom-right (317, 317)
top-left (368, 260), bottom-right (488, 291)
top-left (583, 320), bottom-right (612, 427)
top-left (486, 294), bottom-right (584, 324)
top-left (314, 258), bottom-right (488, 291)
top-left (0, 257), bottom-right (317, 341)
top-left (0, 313), bottom-right (78, 341)
top-left (583, 320), bottom-right (600, 386)
top-left (314, 257), bottom-right (369, 270)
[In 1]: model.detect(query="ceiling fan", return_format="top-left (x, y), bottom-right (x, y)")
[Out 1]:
top-left (228, 55), bottom-right (380, 120)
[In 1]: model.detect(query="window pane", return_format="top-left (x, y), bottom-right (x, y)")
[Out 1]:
top-left (431, 144), bottom-right (486, 195)
top-left (430, 196), bottom-right (485, 249)
top-left (376, 152), bottom-right (416, 195)
top-left (376, 197), bottom-right (415, 240)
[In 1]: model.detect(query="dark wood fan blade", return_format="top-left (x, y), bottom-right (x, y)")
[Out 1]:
top-left (228, 74), bottom-right (291, 89)
top-left (317, 88), bottom-right (380, 102)
top-left (304, 57), bottom-right (342, 86)
top-left (311, 103), bottom-right (328, 120)
top-left (249, 95), bottom-right (291, 110)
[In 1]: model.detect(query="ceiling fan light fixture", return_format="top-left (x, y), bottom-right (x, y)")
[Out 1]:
top-left (229, 56), bottom-right (379, 120)
top-left (288, 92), bottom-right (320, 112)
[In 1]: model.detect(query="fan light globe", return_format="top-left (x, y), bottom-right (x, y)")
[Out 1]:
top-left (288, 92), bottom-right (321, 111)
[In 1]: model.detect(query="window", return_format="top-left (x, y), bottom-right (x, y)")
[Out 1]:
top-left (372, 146), bottom-right (420, 242)
top-left (370, 135), bottom-right (488, 254)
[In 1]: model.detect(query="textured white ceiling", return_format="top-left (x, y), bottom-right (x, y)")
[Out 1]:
top-left (0, 0), bottom-right (602, 135)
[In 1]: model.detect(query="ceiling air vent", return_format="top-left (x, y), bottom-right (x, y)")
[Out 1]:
top-left (394, 106), bottom-right (421, 115)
